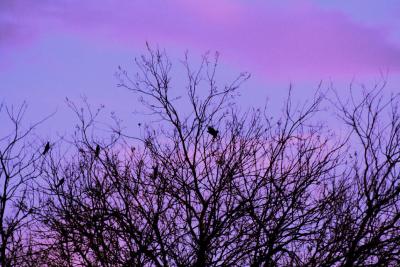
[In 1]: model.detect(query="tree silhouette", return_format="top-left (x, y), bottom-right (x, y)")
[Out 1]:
top-left (0, 103), bottom-right (45, 266)
top-left (4, 48), bottom-right (400, 266)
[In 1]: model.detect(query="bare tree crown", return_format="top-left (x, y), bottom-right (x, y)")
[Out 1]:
top-left (1, 47), bottom-right (399, 266)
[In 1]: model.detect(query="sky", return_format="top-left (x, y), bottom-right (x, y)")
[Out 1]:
top-left (1, 0), bottom-right (400, 136)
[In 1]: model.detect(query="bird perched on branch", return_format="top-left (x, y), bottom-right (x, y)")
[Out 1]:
top-left (42, 142), bottom-right (50, 155)
top-left (94, 144), bottom-right (100, 158)
top-left (151, 165), bottom-right (159, 180)
top-left (207, 126), bottom-right (219, 139)
top-left (56, 178), bottom-right (65, 188)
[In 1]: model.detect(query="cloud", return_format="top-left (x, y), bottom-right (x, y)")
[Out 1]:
top-left (1, 0), bottom-right (400, 80)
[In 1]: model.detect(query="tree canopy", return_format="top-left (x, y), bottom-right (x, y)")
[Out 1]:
top-left (1, 47), bottom-right (400, 266)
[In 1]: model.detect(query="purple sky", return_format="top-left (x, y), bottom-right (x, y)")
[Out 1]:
top-left (1, 0), bottom-right (400, 135)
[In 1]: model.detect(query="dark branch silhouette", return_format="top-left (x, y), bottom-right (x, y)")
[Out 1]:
top-left (0, 103), bottom-right (45, 266)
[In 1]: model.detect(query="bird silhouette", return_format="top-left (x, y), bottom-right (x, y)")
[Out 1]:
top-left (207, 126), bottom-right (219, 139)
top-left (56, 178), bottom-right (65, 188)
top-left (151, 165), bottom-right (159, 180)
top-left (42, 142), bottom-right (50, 155)
top-left (94, 144), bottom-right (100, 158)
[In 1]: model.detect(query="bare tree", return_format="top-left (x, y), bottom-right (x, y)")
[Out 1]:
top-left (26, 47), bottom-right (400, 267)
top-left (306, 85), bottom-right (400, 267)
top-left (0, 103), bottom-right (46, 266)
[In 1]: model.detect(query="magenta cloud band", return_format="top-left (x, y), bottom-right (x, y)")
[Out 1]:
top-left (1, 0), bottom-right (400, 79)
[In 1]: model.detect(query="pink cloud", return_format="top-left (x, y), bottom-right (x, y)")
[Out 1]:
top-left (1, 0), bottom-right (400, 80)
